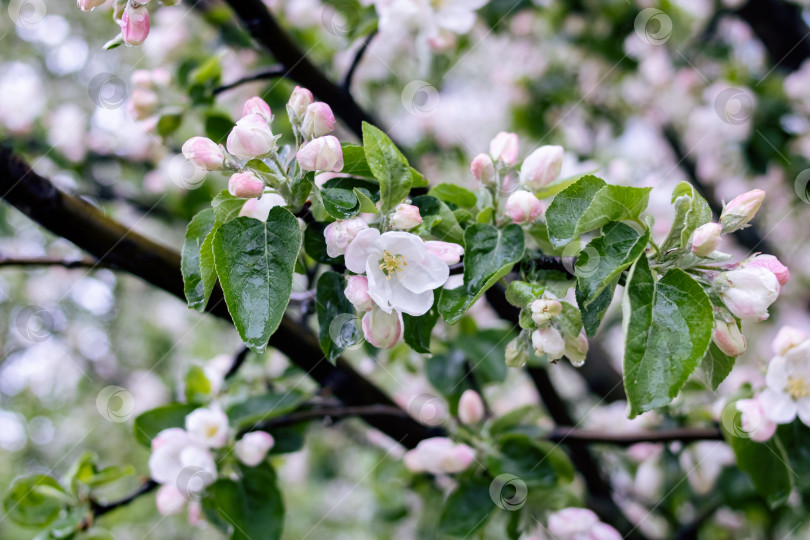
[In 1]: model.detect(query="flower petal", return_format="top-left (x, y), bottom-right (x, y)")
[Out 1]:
top-left (389, 282), bottom-right (434, 316)
top-left (759, 388), bottom-right (797, 424)
top-left (366, 258), bottom-right (394, 313)
top-left (797, 398), bottom-right (810, 428)
top-left (400, 252), bottom-right (450, 294)
top-left (344, 228), bottom-right (380, 274)
top-left (765, 355), bottom-right (788, 391)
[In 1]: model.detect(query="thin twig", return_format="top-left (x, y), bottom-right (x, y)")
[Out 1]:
top-left (212, 65), bottom-right (286, 96)
top-left (547, 426), bottom-right (723, 446)
top-left (0, 255), bottom-right (110, 270)
top-left (90, 479), bottom-right (158, 518)
top-left (342, 30), bottom-right (378, 92)
top-left (224, 346), bottom-right (251, 380)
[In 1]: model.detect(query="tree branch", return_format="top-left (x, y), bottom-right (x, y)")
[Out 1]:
top-left (212, 65), bottom-right (286, 96)
top-left (90, 479), bottom-right (158, 518)
top-left (342, 30), bottom-right (378, 93)
top-left (547, 426), bottom-right (722, 446)
top-left (0, 255), bottom-right (110, 270)
top-left (0, 145), bottom-right (438, 449)
top-left (221, 0), bottom-right (378, 139)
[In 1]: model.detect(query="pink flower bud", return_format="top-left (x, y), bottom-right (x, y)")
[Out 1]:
top-left (746, 254), bottom-right (789, 287)
top-left (690, 222), bottom-right (722, 257)
top-left (489, 131), bottom-right (519, 165)
top-left (287, 86), bottom-right (313, 122)
top-left (712, 319), bottom-right (746, 357)
top-left (519, 145), bottom-right (563, 191)
top-left (403, 437), bottom-right (475, 474)
top-left (228, 172), bottom-right (264, 199)
top-left (127, 88), bottom-right (158, 120)
top-left (78, 0), bottom-right (107, 11)
top-left (242, 97), bottom-right (272, 124)
top-left (362, 307), bottom-right (402, 349)
top-left (390, 203), bottom-right (422, 230)
top-left (458, 389), bottom-right (485, 425)
top-left (532, 325), bottom-right (564, 361)
top-left (234, 432), bottom-right (274, 467)
top-left (717, 266), bottom-right (780, 321)
top-left (425, 241), bottom-right (464, 265)
top-left (156, 484), bottom-right (186, 516)
top-left (720, 189), bottom-right (765, 232)
top-left (296, 135), bottom-right (344, 172)
top-left (120, 2), bottom-right (150, 46)
top-left (182, 137), bottom-right (224, 171)
top-left (735, 396), bottom-right (777, 442)
top-left (505, 190), bottom-right (542, 223)
top-left (226, 114), bottom-right (277, 160)
top-left (530, 298), bottom-right (562, 325)
top-left (548, 508), bottom-right (600, 538)
top-left (345, 275), bottom-right (373, 312)
top-left (239, 192), bottom-right (286, 221)
top-left (324, 217), bottom-right (368, 258)
top-left (301, 102), bottom-right (335, 139)
top-left (771, 326), bottom-right (808, 356)
top-left (470, 153), bottom-right (495, 185)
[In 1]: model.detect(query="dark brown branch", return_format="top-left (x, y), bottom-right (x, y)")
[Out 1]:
top-left (0, 145), bottom-right (438, 449)
top-left (243, 403), bottom-right (409, 434)
top-left (212, 65), bottom-right (286, 96)
top-left (221, 0), bottom-right (378, 139)
top-left (733, 0), bottom-right (810, 72)
top-left (90, 479), bottom-right (158, 518)
top-left (224, 345), bottom-right (250, 380)
top-left (342, 30), bottom-right (378, 92)
top-left (0, 255), bottom-right (110, 270)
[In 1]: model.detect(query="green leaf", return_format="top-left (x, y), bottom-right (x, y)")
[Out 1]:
top-left (203, 462), bottom-right (284, 540)
top-left (157, 112), bottom-right (183, 138)
top-left (439, 224), bottom-right (525, 324)
top-left (288, 172), bottom-right (314, 208)
top-left (213, 210), bottom-right (302, 352)
top-left (485, 433), bottom-right (574, 487)
top-left (319, 177), bottom-right (379, 220)
top-left (532, 170), bottom-right (596, 200)
top-left (622, 258), bottom-right (713, 417)
top-left (722, 414), bottom-right (793, 507)
top-left (303, 222), bottom-right (343, 265)
top-left (315, 272), bottom-right (355, 363)
top-left (437, 476), bottom-right (495, 537)
top-left (556, 301), bottom-right (582, 339)
top-left (402, 292), bottom-right (441, 354)
top-left (576, 222), bottom-right (649, 308)
top-left (185, 365), bottom-right (212, 404)
top-left (575, 184), bottom-right (652, 234)
top-left (205, 111), bottom-right (233, 143)
top-left (362, 122), bottom-right (412, 213)
top-left (458, 328), bottom-right (514, 384)
top-left (699, 342), bottom-right (736, 391)
top-left (411, 195), bottom-right (464, 245)
top-left (353, 187), bottom-right (379, 213)
top-left (505, 281), bottom-right (544, 308)
top-left (425, 351), bottom-right (471, 403)
top-left (226, 391), bottom-right (306, 430)
top-left (211, 191), bottom-right (245, 224)
top-left (133, 403), bottom-right (198, 447)
top-left (182, 209), bottom-right (217, 311)
top-left (3, 475), bottom-right (66, 527)
top-left (429, 183), bottom-right (477, 208)
top-left (660, 182), bottom-right (713, 252)
top-left (342, 142), bottom-right (426, 187)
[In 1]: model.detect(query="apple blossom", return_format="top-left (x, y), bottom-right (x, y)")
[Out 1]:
top-left (127, 88), bottom-right (158, 120)
top-left (772, 326), bottom-right (808, 356)
top-left (505, 190), bottom-right (542, 223)
top-left (185, 407), bottom-right (229, 448)
top-left (242, 96), bottom-right (272, 124)
top-left (690, 222), bottom-right (722, 257)
top-left (519, 145), bottom-right (563, 191)
top-left (746, 254), bottom-right (789, 287)
top-left (564, 330), bottom-right (589, 366)
top-left (234, 432), bottom-right (275, 467)
top-left (226, 113), bottom-right (277, 160)
top-left (547, 507), bottom-right (621, 540)
top-left (156, 484), bottom-right (187, 516)
top-left (78, 0), bottom-right (106, 11)
top-left (296, 135), bottom-right (344, 172)
top-left (530, 298), bottom-right (562, 325)
top-left (120, 2), bottom-right (150, 46)
top-left (287, 86), bottom-right (313, 123)
top-left (760, 340), bottom-right (810, 426)
top-left (532, 325), bottom-right (565, 362)
top-left (720, 189), bottom-right (765, 232)
top-left (735, 396), bottom-right (777, 442)
top-left (148, 428), bottom-right (217, 495)
top-left (362, 306), bottom-right (402, 348)
top-left (301, 102), bottom-right (335, 139)
top-left (712, 319), bottom-right (746, 357)
top-left (470, 153), bottom-right (495, 185)
top-left (390, 203), bottom-right (422, 230)
top-left (344, 229), bottom-right (450, 316)
top-left (458, 389), bottom-right (485, 425)
top-left (181, 137), bottom-right (224, 171)
top-left (345, 275), bottom-right (374, 312)
top-left (239, 192), bottom-right (286, 221)
top-left (228, 172), bottom-right (264, 199)
top-left (424, 241), bottom-right (464, 265)
top-left (716, 266), bottom-right (780, 321)
top-left (679, 442), bottom-right (735, 496)
top-left (324, 217), bottom-right (369, 258)
top-left (402, 437), bottom-right (475, 475)
top-left (489, 131), bottom-right (519, 165)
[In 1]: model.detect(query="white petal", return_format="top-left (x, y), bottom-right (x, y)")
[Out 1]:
top-left (400, 253), bottom-right (450, 293)
top-left (378, 231), bottom-right (426, 259)
top-left (765, 356), bottom-right (788, 391)
top-left (760, 389), bottom-right (798, 424)
top-left (366, 259), bottom-right (394, 313)
top-left (797, 398), bottom-right (810, 428)
top-left (344, 228), bottom-right (380, 274)
top-left (389, 282), bottom-right (434, 316)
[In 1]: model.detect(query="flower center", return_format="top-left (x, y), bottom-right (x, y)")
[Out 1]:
top-left (379, 250), bottom-right (407, 279)
top-left (205, 425), bottom-right (219, 438)
top-left (786, 375), bottom-right (810, 399)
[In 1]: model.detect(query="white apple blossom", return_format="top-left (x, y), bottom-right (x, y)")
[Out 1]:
top-left (716, 266), bottom-right (780, 321)
top-left (735, 395), bottom-right (777, 442)
top-left (362, 305), bottom-right (402, 348)
top-left (148, 428), bottom-right (217, 500)
top-left (234, 432), bottom-right (275, 467)
top-left (760, 340), bottom-right (810, 426)
top-left (402, 437), bottom-right (475, 474)
top-left (344, 229), bottom-right (450, 316)
top-left (373, 0), bottom-right (487, 48)
top-left (547, 507), bottom-right (622, 540)
top-left (185, 407), bottom-right (229, 448)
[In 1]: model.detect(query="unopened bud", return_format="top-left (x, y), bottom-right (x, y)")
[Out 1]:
top-left (234, 432), bottom-right (275, 467)
top-left (242, 97), bottom-right (273, 124)
top-left (489, 131), bottom-right (519, 165)
top-left (505, 190), bottom-right (542, 224)
top-left (345, 275), bottom-right (373, 312)
top-left (226, 114), bottom-right (277, 160)
top-left (296, 135), bottom-right (344, 172)
top-left (324, 217), bottom-right (368, 258)
top-left (458, 389), bottom-right (485, 425)
top-left (391, 203), bottom-right (422, 230)
top-left (425, 241), bottom-right (464, 265)
top-left (519, 145), bottom-right (563, 191)
top-left (470, 153), bottom-right (495, 185)
top-left (530, 298), bottom-right (562, 325)
top-left (690, 222), bottom-right (722, 257)
top-left (532, 326), bottom-right (565, 362)
top-left (228, 172), bottom-right (264, 198)
top-left (746, 254), bottom-right (789, 287)
top-left (712, 319), bottom-right (747, 357)
top-left (720, 189), bottom-right (765, 233)
top-left (362, 307), bottom-right (401, 349)
top-left (120, 2), bottom-right (150, 47)
top-left (301, 102), bottom-right (335, 139)
top-left (287, 86), bottom-right (313, 123)
top-left (182, 137), bottom-right (224, 171)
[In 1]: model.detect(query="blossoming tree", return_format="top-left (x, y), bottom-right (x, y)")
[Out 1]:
top-left (2, 1), bottom-right (810, 539)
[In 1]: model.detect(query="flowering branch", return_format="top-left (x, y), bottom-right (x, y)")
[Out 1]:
top-left (212, 65), bottom-right (286, 96)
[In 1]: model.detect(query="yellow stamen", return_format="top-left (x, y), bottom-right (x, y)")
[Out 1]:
top-left (786, 375), bottom-right (810, 399)
top-left (378, 250), bottom-right (407, 279)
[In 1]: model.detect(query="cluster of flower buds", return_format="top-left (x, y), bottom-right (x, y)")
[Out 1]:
top-left (79, 0), bottom-right (182, 47)
top-left (127, 68), bottom-right (171, 121)
top-left (403, 437), bottom-right (475, 475)
top-left (149, 406), bottom-right (274, 516)
top-left (287, 87), bottom-right (344, 173)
